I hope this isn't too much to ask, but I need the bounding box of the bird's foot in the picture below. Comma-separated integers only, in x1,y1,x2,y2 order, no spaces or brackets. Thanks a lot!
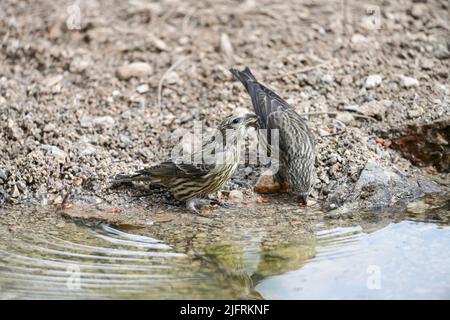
208,198,235,208
186,198,234,214
186,198,201,214
186,198,216,215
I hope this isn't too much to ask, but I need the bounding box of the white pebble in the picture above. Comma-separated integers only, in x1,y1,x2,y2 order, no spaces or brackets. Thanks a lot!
116,62,153,80
93,116,115,128
322,74,334,83
399,75,419,88
228,190,244,204
365,74,382,88
165,71,179,84
136,84,150,94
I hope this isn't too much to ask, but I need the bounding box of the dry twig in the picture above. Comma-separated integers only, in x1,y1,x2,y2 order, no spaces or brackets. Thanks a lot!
300,111,378,122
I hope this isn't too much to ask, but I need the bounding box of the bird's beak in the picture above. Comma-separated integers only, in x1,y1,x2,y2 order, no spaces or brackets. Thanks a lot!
242,113,259,128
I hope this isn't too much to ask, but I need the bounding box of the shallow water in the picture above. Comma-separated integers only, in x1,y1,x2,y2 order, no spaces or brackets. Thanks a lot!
0,196,449,299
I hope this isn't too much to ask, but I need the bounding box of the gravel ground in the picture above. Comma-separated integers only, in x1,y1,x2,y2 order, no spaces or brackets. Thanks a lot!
0,0,449,211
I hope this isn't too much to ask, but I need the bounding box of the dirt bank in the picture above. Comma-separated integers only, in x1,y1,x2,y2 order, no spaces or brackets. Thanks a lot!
0,0,449,213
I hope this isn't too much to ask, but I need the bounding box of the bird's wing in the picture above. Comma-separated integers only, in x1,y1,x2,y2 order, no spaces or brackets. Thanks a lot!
137,161,213,178
266,111,288,153
267,109,315,158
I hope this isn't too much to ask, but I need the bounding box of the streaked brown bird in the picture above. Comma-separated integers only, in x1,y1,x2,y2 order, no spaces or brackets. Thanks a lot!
230,67,316,204
113,113,258,213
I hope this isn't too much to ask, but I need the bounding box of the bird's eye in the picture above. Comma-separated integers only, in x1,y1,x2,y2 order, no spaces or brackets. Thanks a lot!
232,118,240,124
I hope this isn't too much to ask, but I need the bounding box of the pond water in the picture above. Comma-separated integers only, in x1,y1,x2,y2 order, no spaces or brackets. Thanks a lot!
0,195,449,299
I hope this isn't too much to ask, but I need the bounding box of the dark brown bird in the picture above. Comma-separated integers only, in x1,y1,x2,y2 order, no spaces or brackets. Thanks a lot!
230,67,316,204
113,113,258,213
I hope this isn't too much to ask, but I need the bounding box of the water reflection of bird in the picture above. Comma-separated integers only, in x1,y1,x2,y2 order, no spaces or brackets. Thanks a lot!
113,114,258,214
251,241,316,285
200,240,316,299
230,67,316,204
203,244,263,300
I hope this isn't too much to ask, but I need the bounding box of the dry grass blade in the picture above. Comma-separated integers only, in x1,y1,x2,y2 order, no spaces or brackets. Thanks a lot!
157,56,191,111
267,62,328,80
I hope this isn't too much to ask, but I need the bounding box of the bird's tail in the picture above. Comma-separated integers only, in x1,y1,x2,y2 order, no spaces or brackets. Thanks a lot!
111,172,154,183
229,67,257,92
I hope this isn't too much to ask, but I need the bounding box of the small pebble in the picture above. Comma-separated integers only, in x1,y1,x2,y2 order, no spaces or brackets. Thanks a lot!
243,167,253,176
434,43,450,59
136,84,150,94
16,180,27,193
365,74,382,88
0,169,8,181
228,190,244,204
42,145,67,161
399,75,419,88
336,112,354,125
165,71,180,84
321,74,334,83
93,116,115,128
116,62,153,80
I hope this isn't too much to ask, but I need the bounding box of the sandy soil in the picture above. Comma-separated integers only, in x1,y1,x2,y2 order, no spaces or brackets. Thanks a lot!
0,0,449,212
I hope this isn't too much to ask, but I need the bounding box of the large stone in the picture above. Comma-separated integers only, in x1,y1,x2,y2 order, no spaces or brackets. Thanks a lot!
255,173,281,194
352,160,441,208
